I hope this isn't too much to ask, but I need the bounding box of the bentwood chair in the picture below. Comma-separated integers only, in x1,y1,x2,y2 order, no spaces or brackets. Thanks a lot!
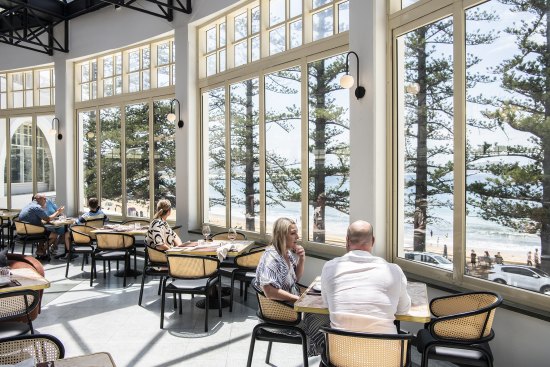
0,334,64,364
12,220,48,257
247,284,308,367
161,254,221,332
66,225,96,278
320,327,413,367
211,231,247,241
416,291,502,367
82,217,106,229
91,232,136,287
228,248,265,312
139,246,168,306
0,290,40,338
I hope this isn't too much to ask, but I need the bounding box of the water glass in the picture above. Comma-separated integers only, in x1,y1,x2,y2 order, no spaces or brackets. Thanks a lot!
228,227,237,242
0,267,10,283
202,225,211,241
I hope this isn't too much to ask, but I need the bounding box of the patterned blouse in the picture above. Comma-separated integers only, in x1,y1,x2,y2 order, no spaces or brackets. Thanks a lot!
254,245,300,296
146,219,177,250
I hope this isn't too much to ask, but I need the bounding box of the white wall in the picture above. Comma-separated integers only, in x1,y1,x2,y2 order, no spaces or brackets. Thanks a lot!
1,1,549,365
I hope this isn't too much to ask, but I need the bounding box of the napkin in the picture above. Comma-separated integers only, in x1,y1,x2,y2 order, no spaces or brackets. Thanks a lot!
216,243,235,261
0,357,35,367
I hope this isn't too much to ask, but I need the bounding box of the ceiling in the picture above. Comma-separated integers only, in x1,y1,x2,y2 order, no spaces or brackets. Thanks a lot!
0,0,192,55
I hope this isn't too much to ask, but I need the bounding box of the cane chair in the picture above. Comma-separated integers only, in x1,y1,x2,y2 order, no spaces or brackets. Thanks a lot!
139,246,169,306
66,225,96,278
122,219,150,255
246,284,308,367
0,334,64,364
416,291,502,367
228,248,265,312
0,216,10,250
82,217,106,229
13,220,48,256
319,327,413,367
0,290,40,338
211,231,247,241
213,231,248,270
161,254,221,332
91,232,136,287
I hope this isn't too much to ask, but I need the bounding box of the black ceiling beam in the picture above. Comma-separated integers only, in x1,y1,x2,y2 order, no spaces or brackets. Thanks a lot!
0,0,65,21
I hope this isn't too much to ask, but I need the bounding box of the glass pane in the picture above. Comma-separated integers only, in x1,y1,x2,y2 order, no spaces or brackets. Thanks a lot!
251,37,260,62
397,17,454,267
290,0,302,18
158,66,170,87
142,70,150,90
312,8,333,41
39,89,50,106
270,26,286,55
235,12,248,41
79,110,97,211
129,50,140,72
235,42,248,67
158,43,170,65
402,0,420,8
251,6,261,34
81,84,89,102
465,1,549,285
39,70,50,88
290,20,303,48
1,75,6,92
9,117,33,208
115,54,122,75
203,87,226,227
100,107,122,217
220,23,226,47
206,27,217,52
104,56,113,77
265,66,302,233
115,76,122,95
25,91,33,107
129,72,139,93
338,1,349,32
36,115,55,199
0,93,5,109
25,72,32,89
142,47,150,69
153,100,177,221
12,73,23,90
0,118,6,208
308,54,350,243
91,81,97,100
126,103,150,218
104,78,113,97
207,55,217,76
230,78,260,232
313,0,331,9
270,0,285,26
219,50,227,72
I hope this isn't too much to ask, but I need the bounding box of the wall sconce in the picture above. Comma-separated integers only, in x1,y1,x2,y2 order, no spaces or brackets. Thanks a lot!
49,117,63,140
405,82,420,95
340,51,365,100
167,98,184,128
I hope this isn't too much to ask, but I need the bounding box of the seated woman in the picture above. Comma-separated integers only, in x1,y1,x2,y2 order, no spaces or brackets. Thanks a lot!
145,199,183,251
254,217,329,356
76,197,107,225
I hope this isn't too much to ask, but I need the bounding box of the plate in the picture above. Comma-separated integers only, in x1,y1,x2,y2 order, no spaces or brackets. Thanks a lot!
0,278,11,287
312,283,322,292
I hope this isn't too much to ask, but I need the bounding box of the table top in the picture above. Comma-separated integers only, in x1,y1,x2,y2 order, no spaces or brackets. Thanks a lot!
38,352,116,367
0,210,20,219
0,268,50,294
91,225,148,236
166,240,255,257
294,277,431,323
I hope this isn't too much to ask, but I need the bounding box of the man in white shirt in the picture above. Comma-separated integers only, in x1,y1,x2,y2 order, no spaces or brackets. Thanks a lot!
321,220,411,333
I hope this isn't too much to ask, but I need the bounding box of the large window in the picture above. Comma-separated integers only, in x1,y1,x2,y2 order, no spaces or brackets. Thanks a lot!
392,0,550,309
0,66,55,110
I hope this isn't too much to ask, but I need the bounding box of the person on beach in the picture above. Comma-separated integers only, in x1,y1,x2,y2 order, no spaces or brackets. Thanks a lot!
527,251,533,266
494,252,503,265
471,249,477,267
534,249,540,268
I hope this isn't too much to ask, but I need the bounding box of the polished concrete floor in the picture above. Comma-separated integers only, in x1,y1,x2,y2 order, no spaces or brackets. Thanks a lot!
24,243,452,367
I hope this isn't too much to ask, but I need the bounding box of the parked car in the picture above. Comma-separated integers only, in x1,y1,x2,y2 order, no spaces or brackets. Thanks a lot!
404,251,453,271
488,265,550,294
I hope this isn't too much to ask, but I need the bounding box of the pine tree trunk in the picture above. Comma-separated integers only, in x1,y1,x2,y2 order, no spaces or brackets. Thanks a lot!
312,62,327,243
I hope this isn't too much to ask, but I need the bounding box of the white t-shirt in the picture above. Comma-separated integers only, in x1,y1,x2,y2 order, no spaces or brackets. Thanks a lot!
321,250,411,334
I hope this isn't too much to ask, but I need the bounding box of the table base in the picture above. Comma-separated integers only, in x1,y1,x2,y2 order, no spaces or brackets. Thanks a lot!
113,269,142,277
195,297,230,309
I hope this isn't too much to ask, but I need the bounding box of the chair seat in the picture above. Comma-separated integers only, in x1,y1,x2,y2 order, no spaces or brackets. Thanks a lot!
0,322,31,339
144,266,169,275
95,250,127,258
417,329,492,365
72,245,94,253
167,278,213,290
255,326,303,344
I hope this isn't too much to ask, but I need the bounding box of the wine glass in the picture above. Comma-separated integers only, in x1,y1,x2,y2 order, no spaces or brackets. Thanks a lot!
202,224,211,241
228,227,237,242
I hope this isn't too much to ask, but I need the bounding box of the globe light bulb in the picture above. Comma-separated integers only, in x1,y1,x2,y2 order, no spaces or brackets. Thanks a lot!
49,128,57,136
167,113,176,122
340,74,355,89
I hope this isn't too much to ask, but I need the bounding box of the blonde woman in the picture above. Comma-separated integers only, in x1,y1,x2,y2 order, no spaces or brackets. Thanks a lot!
254,217,329,356
146,199,183,251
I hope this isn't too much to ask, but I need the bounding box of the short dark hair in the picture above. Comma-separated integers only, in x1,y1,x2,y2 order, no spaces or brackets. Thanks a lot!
88,197,99,210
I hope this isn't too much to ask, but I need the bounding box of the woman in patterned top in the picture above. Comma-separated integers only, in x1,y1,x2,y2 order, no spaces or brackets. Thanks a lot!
254,217,329,356
146,199,183,251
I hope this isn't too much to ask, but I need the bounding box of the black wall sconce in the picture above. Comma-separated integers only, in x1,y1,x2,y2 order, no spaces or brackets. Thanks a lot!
340,51,366,99
49,117,63,140
167,98,184,128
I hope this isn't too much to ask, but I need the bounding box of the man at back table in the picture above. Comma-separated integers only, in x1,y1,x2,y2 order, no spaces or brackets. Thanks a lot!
321,220,411,333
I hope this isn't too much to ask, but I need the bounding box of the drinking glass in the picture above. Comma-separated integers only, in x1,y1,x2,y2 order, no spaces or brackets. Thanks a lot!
202,224,211,241
228,227,237,242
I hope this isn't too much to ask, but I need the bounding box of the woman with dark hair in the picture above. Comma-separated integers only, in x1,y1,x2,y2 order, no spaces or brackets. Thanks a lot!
146,199,183,251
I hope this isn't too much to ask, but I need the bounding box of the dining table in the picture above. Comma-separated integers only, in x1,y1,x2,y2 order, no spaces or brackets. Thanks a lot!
45,217,77,259
0,268,50,294
37,352,117,367
294,276,431,327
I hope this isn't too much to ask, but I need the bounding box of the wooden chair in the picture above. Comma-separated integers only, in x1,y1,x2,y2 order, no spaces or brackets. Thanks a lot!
211,231,247,241
247,284,308,367
228,248,265,312
66,225,97,278
13,220,48,257
161,254,221,332
416,291,502,367
0,290,40,338
91,232,136,287
320,327,413,367
82,217,106,228
0,334,64,364
139,246,168,306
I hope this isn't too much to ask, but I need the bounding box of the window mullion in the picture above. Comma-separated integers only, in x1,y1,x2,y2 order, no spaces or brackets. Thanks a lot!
259,70,266,236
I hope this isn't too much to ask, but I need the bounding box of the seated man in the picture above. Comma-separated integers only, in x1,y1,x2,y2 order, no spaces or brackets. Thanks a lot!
321,220,411,334
19,193,71,259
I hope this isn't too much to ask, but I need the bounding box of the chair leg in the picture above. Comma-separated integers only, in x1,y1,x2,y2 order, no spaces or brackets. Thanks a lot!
90,257,95,287
160,281,166,329
139,270,146,306
81,254,86,271
65,249,71,278
244,281,249,301
218,278,222,317
157,277,163,295
123,257,128,287
246,326,260,367
266,341,272,363
205,290,209,332
301,332,309,367
230,273,235,313
179,294,183,315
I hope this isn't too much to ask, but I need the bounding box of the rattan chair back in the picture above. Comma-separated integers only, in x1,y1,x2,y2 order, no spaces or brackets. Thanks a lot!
255,285,299,323
0,334,65,364
0,290,40,321
321,328,412,367
95,232,135,250
167,254,219,279
122,219,150,227
211,231,247,240
235,248,264,269
429,292,502,341
147,246,168,263
70,225,93,245
14,220,45,235
83,217,105,228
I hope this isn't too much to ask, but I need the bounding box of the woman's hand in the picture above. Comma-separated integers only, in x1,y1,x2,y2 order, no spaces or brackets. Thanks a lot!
294,245,305,260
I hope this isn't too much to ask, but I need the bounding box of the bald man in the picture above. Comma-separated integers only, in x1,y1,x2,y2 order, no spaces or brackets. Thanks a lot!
321,220,411,333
